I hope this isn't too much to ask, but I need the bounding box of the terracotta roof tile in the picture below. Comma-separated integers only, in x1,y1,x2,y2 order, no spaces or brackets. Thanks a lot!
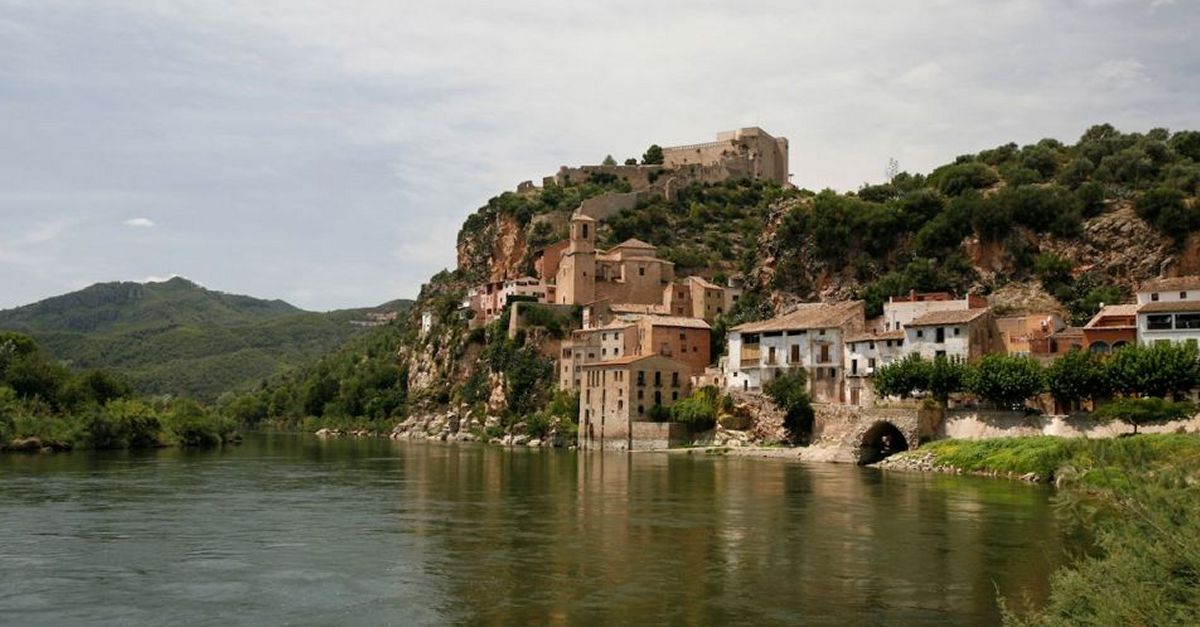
732,301,864,333
1137,300,1200,313
907,309,988,326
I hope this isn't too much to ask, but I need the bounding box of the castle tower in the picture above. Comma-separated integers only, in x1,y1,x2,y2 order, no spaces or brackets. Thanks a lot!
556,214,597,305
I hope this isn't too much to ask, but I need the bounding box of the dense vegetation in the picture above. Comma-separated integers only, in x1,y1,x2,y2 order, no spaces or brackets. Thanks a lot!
0,277,411,399
768,124,1200,317
217,308,420,433
601,178,797,276
0,332,236,451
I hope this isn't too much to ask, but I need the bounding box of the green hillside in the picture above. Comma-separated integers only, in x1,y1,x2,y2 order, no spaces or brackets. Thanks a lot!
0,278,412,400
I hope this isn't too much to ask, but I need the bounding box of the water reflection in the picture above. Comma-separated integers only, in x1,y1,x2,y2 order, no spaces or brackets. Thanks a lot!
0,436,1061,626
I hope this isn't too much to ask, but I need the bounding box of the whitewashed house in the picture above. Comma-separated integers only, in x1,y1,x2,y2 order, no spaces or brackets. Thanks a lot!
1135,276,1200,346
843,330,906,406
723,301,864,403
903,308,1000,362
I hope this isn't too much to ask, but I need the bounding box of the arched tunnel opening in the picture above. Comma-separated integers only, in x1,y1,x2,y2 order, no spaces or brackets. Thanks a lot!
858,421,909,465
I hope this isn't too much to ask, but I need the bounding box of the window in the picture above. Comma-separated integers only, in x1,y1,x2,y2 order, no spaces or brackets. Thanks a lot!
637,371,646,386
1152,293,1160,301
672,372,680,387
639,266,646,276
851,359,858,375
868,358,876,370
1147,314,1173,330
618,400,624,411
672,392,678,401
1177,313,1200,329
869,341,875,350
581,224,589,238
819,329,826,336
953,327,960,336
637,390,644,400
654,371,662,386
1182,292,1189,299
679,333,686,341
638,405,644,415
601,348,607,356
916,330,924,338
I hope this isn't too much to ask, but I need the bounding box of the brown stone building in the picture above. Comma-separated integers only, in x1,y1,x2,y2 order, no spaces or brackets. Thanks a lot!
560,315,711,392
662,276,742,323
578,354,692,451
554,215,675,307
661,127,790,185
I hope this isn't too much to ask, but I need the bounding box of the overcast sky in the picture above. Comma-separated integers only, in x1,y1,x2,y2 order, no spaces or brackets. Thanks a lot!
1,0,1197,311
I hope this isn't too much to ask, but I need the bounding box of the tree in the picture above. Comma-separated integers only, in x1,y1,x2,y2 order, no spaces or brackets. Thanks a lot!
966,354,1044,410
601,154,617,166
764,370,814,441
642,144,664,165
1135,187,1189,238
871,354,931,399
62,369,133,409
1044,349,1110,411
623,158,637,166
928,356,968,404
1107,342,1200,400
670,387,718,432
1094,397,1195,434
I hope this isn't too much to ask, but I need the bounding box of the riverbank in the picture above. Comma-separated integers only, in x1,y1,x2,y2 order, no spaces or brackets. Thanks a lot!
875,433,1200,484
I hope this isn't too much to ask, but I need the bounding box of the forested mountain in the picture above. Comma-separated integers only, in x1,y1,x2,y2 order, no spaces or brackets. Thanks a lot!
0,278,412,400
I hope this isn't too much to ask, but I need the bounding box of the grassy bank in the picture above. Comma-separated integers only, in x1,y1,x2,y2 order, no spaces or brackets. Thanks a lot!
893,433,1200,484
918,435,1200,625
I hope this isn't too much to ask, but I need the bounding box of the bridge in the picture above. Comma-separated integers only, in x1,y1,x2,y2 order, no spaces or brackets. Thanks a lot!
811,404,942,464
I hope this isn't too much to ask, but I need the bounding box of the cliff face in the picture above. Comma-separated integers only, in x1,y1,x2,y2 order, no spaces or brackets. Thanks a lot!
456,209,530,283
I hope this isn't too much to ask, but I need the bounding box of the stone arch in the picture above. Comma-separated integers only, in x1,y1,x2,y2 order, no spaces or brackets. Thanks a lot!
858,421,909,465
1089,341,1110,354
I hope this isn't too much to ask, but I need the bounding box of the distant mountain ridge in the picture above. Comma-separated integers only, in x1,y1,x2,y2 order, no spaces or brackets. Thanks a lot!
0,277,299,334
0,278,413,400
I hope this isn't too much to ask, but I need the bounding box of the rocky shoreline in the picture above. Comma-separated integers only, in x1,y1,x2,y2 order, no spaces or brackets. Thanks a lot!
872,451,1046,483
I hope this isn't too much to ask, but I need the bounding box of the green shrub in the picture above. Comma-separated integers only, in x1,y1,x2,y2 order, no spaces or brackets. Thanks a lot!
764,371,814,441
670,388,718,431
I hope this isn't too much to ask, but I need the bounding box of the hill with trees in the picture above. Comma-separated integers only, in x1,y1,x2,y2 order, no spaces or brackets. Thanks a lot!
226,123,1200,434
0,278,412,400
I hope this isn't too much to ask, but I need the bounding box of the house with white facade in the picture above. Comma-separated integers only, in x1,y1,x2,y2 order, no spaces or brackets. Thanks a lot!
1135,276,1200,346
903,308,1000,362
843,330,906,406
722,301,864,403
882,291,988,331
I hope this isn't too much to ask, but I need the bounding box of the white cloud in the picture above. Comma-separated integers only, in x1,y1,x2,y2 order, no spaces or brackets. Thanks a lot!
0,1,1197,310
1093,59,1151,89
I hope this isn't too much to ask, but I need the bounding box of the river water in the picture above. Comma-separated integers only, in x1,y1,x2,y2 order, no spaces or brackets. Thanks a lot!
0,435,1065,625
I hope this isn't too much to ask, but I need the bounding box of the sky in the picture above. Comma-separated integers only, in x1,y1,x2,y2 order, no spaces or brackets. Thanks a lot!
0,0,1197,311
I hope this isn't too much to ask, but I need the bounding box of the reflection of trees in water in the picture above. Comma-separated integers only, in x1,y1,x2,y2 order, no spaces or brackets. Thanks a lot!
385,443,1064,624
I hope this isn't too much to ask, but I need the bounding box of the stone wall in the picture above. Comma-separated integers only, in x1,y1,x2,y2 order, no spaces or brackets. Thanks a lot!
630,422,692,450
578,192,640,221
942,410,1200,439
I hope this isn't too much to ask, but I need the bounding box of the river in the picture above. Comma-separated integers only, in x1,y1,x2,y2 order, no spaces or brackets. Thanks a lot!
0,434,1065,625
